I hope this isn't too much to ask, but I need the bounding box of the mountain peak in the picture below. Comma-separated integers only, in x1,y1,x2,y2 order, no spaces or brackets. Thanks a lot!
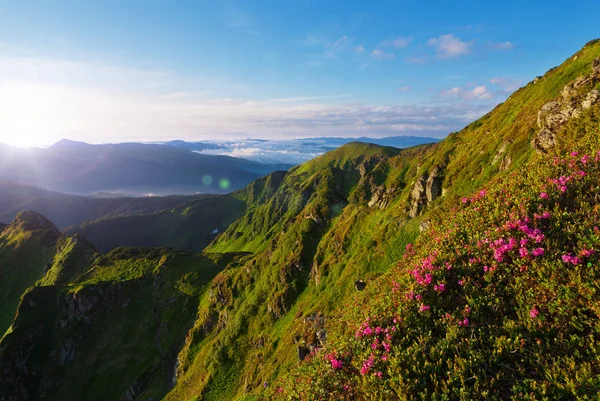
50,139,92,149
9,211,60,233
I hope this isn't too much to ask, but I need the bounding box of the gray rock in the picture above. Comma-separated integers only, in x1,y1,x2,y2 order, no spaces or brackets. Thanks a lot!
499,155,512,171
409,176,428,218
425,166,443,203
561,84,578,102
582,89,600,109
531,127,556,153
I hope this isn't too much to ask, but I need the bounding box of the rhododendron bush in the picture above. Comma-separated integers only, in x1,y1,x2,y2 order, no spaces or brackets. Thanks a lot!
270,130,600,400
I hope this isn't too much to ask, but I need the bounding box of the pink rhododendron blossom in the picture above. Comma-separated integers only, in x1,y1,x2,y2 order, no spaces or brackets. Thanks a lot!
530,308,539,318
562,254,580,265
531,248,545,257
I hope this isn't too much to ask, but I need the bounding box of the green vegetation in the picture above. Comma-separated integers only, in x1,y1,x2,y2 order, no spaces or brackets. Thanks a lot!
0,40,599,401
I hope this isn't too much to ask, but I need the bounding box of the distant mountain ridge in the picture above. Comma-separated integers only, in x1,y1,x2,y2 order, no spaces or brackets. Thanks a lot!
0,140,290,196
0,181,208,229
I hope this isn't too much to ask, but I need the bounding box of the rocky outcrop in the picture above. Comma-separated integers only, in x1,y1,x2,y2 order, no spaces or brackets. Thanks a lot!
409,165,445,218
297,313,326,361
409,176,428,218
426,166,443,203
368,185,397,209
532,57,600,153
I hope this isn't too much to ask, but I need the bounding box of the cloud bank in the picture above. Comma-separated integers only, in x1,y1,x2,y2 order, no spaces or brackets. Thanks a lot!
0,55,497,147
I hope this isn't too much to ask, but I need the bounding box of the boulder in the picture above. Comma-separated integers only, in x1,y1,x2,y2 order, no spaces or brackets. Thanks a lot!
582,89,600,109
561,84,579,102
531,128,556,154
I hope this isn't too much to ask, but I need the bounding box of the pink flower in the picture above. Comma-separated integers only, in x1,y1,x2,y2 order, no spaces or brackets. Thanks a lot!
330,359,343,369
360,355,375,375
530,308,539,318
562,254,580,265
519,248,530,258
458,279,464,286
461,197,469,204
539,192,549,199
381,355,388,361
374,371,383,378
434,283,446,292
532,248,545,257
419,304,430,312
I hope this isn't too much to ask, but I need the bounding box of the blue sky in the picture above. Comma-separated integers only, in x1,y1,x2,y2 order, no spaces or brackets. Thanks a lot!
0,0,599,146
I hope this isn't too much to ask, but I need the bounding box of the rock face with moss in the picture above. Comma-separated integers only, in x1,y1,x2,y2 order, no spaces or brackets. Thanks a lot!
0,40,600,401
532,56,600,153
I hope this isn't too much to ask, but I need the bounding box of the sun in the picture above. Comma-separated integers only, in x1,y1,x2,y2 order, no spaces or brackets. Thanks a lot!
0,122,57,148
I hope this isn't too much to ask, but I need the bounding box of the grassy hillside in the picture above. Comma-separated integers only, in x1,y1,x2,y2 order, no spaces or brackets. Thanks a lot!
164,40,600,400
0,211,61,334
0,247,248,400
278,105,600,400
0,41,598,401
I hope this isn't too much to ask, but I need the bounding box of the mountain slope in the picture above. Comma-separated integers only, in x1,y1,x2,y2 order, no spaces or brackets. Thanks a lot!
0,247,248,400
281,105,600,400
0,211,61,334
163,41,600,400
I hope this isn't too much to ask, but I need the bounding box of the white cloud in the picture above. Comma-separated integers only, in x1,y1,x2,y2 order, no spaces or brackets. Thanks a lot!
441,85,493,101
398,86,411,92
354,45,365,54
0,55,496,146
371,49,395,60
489,41,513,50
428,34,472,58
379,36,413,48
405,55,426,64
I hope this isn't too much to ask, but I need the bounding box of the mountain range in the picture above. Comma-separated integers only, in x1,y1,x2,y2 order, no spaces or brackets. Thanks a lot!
0,40,599,400
0,140,291,196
